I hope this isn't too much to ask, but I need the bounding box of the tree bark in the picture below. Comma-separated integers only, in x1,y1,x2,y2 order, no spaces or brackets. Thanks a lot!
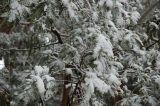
61,74,71,106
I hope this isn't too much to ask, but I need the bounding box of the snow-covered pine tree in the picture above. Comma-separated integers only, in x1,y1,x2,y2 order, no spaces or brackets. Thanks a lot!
0,0,160,106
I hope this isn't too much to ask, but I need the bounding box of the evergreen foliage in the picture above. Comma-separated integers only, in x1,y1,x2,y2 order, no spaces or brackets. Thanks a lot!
0,0,160,106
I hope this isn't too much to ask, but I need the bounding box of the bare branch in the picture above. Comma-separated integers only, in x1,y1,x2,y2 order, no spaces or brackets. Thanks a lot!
0,42,59,52
51,27,64,44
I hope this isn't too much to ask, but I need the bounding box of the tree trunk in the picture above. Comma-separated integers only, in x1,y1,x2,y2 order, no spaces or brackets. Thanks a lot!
61,74,71,106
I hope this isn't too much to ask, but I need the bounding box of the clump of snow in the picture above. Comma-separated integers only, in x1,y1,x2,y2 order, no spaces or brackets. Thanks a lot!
130,7,140,24
30,75,46,97
156,58,160,69
98,0,106,6
93,34,113,58
81,72,111,106
85,72,111,94
62,0,78,21
105,11,112,19
62,0,69,5
42,50,52,54
106,0,113,8
107,73,121,86
44,5,48,11
93,100,103,106
116,15,125,27
152,75,160,88
94,60,103,70
130,63,143,71
111,61,124,69
42,75,55,89
74,36,83,45
28,66,55,99
92,11,98,21
148,96,157,106
132,45,146,56
108,20,118,31
119,0,128,3
66,68,72,75
9,0,30,22
34,66,49,76
0,58,5,70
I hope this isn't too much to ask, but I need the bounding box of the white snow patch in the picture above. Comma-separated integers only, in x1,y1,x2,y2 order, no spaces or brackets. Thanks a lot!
0,58,5,70
66,68,72,75
130,7,140,24
85,72,111,94
93,34,113,58
34,66,49,76
30,75,46,97
9,0,30,22
92,11,98,21
107,73,121,86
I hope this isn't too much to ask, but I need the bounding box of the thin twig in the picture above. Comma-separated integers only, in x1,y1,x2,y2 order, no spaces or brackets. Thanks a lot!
146,39,160,50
